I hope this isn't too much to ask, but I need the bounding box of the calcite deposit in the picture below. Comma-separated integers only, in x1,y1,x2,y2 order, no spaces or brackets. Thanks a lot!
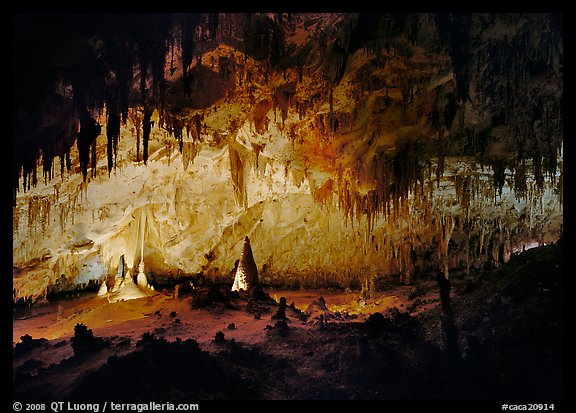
12,13,562,303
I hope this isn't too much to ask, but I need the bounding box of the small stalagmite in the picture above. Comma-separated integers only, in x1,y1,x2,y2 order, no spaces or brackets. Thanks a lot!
110,277,124,294
232,236,260,295
97,280,108,297
124,270,133,284
137,261,149,288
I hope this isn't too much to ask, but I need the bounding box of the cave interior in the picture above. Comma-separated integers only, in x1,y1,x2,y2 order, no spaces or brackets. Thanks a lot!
12,13,563,401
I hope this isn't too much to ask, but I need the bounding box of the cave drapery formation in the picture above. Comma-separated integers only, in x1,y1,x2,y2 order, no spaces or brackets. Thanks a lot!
13,13,562,304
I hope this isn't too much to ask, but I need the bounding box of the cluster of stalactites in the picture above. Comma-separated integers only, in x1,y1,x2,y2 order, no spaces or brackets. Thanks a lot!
13,10,287,213
13,13,187,203
13,178,89,264
160,112,204,151
301,142,561,283
328,139,426,233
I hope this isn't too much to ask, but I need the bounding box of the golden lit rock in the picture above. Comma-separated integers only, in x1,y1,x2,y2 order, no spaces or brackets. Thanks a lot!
12,13,563,402
11,13,562,304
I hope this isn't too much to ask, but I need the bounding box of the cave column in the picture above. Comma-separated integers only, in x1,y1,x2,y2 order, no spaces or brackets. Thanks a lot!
441,215,455,279
137,209,149,288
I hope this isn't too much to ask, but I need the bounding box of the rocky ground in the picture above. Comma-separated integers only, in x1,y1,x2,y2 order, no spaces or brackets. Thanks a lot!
13,243,563,400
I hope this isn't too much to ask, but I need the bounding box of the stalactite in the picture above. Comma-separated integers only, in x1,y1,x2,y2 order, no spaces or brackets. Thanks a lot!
31,159,37,190
436,149,445,188
490,160,506,198
77,112,102,182
193,113,203,142
251,99,273,135
41,197,51,235
182,141,199,171
142,106,153,165
66,150,72,172
251,143,265,168
91,140,97,178
13,204,20,236
274,82,297,127
128,108,142,162
25,195,52,237
164,134,173,166
107,110,121,175
513,160,527,199
228,143,248,208
174,117,184,153
453,174,471,218
59,154,65,178
312,179,335,206
41,147,56,185
59,202,67,233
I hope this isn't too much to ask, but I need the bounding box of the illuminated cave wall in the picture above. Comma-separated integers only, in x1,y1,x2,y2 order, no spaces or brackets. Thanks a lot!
12,13,562,303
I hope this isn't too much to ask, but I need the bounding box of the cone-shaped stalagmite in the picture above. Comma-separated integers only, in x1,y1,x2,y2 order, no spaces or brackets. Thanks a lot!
97,280,108,297
232,236,260,296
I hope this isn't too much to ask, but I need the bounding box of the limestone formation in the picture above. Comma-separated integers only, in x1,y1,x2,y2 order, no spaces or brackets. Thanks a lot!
11,14,563,304
105,260,155,302
110,278,124,294
232,237,260,293
272,297,288,320
110,256,126,293
97,281,108,297
137,261,149,289
124,270,133,284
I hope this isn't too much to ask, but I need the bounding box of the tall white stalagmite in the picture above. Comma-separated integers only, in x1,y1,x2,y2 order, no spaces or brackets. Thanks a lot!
232,236,259,292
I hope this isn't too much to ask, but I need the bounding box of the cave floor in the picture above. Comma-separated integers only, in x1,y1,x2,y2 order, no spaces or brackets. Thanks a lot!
12,246,563,400
13,283,447,400
13,283,439,347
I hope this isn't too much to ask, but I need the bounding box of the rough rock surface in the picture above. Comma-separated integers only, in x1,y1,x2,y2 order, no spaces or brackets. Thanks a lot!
12,14,562,303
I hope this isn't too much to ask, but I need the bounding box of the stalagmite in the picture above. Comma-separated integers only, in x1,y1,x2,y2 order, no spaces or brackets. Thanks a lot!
97,280,108,297
137,261,149,288
232,236,260,295
124,269,133,284
111,277,124,294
